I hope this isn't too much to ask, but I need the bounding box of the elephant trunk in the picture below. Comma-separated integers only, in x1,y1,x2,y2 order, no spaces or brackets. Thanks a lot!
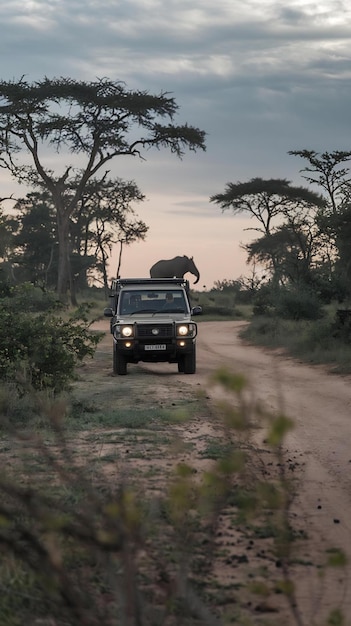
193,270,200,285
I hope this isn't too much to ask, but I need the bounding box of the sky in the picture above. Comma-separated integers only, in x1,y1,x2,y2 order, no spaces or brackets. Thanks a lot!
1,0,351,289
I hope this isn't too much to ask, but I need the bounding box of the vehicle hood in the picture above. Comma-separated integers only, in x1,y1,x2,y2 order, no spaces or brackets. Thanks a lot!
117,313,191,323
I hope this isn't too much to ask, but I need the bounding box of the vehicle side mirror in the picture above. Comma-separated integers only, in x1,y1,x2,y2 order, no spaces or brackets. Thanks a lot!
191,305,202,316
104,307,114,317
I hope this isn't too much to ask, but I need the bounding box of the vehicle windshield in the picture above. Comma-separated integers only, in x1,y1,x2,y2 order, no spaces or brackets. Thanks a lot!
119,290,187,315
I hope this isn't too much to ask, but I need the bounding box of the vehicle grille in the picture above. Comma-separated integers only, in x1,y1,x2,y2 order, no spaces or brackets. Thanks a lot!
136,323,174,338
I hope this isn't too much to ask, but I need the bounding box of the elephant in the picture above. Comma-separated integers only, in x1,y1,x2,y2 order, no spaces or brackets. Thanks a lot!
150,255,200,284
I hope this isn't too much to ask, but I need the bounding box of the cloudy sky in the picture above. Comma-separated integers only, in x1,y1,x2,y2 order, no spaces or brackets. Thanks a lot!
1,0,351,288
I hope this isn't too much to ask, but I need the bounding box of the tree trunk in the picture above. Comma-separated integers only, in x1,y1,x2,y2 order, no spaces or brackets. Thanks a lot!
117,240,123,279
57,211,70,302
69,265,78,306
101,248,109,294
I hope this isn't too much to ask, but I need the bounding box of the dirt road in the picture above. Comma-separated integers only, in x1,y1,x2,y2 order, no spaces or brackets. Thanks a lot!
198,320,351,557
136,320,351,621
98,318,351,622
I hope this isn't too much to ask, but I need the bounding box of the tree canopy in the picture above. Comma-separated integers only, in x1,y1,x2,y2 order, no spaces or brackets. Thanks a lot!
210,177,325,235
289,150,351,214
9,181,147,292
210,177,325,286
0,77,206,301
288,150,351,299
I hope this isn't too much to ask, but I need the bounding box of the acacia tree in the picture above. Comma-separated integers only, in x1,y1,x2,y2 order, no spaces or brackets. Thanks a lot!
289,150,351,214
0,207,15,260
210,177,325,282
289,150,351,298
0,77,206,301
246,195,329,286
69,176,148,291
247,224,318,286
210,178,324,234
10,191,58,286
0,209,17,284
10,181,147,293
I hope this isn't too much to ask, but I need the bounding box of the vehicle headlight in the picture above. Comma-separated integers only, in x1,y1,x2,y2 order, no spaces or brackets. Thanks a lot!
121,325,133,337
176,323,197,338
177,324,197,337
178,325,189,336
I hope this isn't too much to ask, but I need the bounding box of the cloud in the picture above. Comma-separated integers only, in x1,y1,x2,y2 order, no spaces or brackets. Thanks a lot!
162,198,237,219
1,0,351,285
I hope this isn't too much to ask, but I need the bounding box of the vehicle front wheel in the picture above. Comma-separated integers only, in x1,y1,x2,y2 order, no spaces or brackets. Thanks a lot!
183,347,196,374
113,344,127,375
177,357,185,373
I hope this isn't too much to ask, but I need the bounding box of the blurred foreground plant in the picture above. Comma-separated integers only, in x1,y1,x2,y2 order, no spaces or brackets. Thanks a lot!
0,366,347,626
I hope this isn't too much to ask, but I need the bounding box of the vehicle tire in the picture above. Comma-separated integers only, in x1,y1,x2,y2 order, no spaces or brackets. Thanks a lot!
113,344,127,375
183,346,196,374
177,357,185,373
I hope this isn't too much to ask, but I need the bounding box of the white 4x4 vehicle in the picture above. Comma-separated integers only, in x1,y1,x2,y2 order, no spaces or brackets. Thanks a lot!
104,278,202,375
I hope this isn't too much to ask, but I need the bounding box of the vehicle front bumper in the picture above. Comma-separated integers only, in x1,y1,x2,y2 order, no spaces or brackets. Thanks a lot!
114,336,196,363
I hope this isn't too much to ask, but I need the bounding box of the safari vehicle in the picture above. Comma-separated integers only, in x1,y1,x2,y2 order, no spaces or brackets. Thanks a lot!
104,278,202,375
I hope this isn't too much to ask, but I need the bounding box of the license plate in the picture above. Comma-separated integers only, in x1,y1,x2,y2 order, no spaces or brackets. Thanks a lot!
145,344,166,351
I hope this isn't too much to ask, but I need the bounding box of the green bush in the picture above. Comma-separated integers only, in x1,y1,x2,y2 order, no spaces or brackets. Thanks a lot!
253,284,324,320
252,284,276,316
276,287,323,320
0,283,101,392
200,304,237,317
2,281,63,312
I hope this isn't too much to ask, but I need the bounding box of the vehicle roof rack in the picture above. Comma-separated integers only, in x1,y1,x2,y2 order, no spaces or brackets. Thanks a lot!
111,277,189,290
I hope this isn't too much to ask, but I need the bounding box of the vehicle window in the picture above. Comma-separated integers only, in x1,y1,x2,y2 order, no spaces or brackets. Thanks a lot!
120,290,187,313
160,291,186,310
120,292,141,313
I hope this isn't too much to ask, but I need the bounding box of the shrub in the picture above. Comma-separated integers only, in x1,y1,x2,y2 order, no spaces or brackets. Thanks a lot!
0,283,101,392
200,304,237,317
2,281,63,312
275,287,323,321
252,284,276,316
